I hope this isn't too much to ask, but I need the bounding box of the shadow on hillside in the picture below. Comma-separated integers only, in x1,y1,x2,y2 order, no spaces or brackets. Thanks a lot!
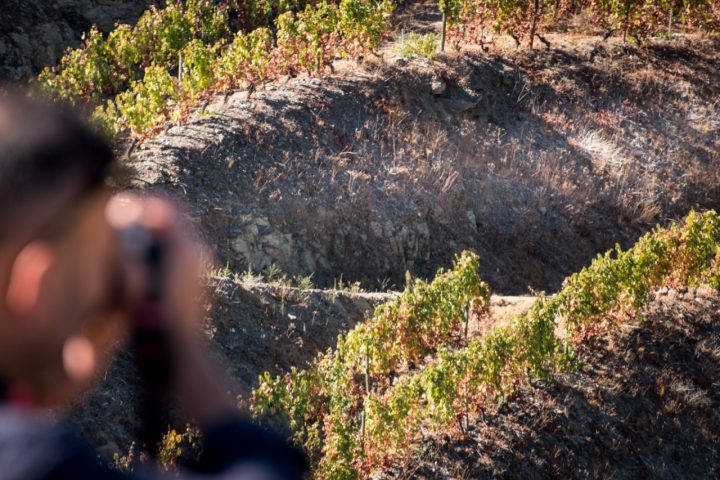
126,40,720,294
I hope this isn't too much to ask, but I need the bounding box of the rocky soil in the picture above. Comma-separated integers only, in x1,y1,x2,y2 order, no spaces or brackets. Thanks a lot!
387,287,720,479
0,0,161,81
128,36,720,294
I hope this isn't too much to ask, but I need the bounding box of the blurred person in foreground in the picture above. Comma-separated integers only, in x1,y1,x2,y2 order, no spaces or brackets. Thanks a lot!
0,93,306,479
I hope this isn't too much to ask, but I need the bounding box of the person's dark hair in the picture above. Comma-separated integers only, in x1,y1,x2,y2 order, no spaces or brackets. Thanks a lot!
0,92,113,235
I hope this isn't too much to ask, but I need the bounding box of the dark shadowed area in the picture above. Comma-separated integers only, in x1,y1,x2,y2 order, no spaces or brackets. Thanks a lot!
0,0,162,81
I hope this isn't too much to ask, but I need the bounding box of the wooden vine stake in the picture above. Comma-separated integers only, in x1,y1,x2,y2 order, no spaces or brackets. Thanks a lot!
178,53,183,82
440,0,448,52
360,343,371,458
365,347,371,393
464,301,470,340
529,0,540,49
463,301,471,433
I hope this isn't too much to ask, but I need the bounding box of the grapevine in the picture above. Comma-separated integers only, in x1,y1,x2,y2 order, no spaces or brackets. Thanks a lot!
35,0,718,136
251,251,490,477
35,0,392,137
251,210,720,478
442,0,719,48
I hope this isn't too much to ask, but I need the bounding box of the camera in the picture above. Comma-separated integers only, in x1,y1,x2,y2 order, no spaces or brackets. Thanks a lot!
118,224,174,455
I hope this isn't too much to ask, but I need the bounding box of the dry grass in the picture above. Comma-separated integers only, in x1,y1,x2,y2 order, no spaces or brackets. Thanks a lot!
129,35,720,295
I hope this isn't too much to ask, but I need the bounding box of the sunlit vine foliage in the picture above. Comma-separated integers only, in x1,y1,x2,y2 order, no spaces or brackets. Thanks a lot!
252,210,720,479
35,0,717,137
443,0,719,47
36,0,391,137
252,251,490,479
589,0,720,42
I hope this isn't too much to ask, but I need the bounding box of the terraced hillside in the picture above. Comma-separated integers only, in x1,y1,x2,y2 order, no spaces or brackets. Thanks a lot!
0,0,162,81
388,287,720,479
3,0,718,476
126,37,720,293
65,39,719,475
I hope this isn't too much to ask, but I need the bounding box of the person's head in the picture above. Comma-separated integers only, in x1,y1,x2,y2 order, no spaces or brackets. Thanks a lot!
0,93,123,406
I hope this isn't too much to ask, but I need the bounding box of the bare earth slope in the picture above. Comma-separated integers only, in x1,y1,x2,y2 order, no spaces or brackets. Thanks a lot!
128,37,720,294
388,288,720,479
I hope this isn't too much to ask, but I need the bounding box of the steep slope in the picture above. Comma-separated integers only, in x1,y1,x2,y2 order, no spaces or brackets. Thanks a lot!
70,275,533,455
70,278,393,454
127,37,720,293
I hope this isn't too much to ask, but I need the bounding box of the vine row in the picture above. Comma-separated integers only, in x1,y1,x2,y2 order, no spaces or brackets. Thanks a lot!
36,0,718,137
443,0,720,48
36,0,392,137
251,251,490,478
252,210,720,479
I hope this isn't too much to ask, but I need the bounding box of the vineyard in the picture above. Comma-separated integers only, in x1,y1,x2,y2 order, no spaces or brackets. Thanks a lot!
34,0,719,137
36,0,392,136
10,0,719,477
250,210,720,479
443,0,720,48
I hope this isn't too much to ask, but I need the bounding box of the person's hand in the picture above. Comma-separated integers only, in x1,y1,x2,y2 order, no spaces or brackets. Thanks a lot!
106,193,236,426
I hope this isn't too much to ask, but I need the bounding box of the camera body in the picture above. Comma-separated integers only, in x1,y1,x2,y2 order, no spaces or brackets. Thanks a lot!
118,225,174,455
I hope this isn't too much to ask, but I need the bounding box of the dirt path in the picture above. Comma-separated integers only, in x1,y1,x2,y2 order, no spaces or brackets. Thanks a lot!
376,0,443,59
480,295,536,334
